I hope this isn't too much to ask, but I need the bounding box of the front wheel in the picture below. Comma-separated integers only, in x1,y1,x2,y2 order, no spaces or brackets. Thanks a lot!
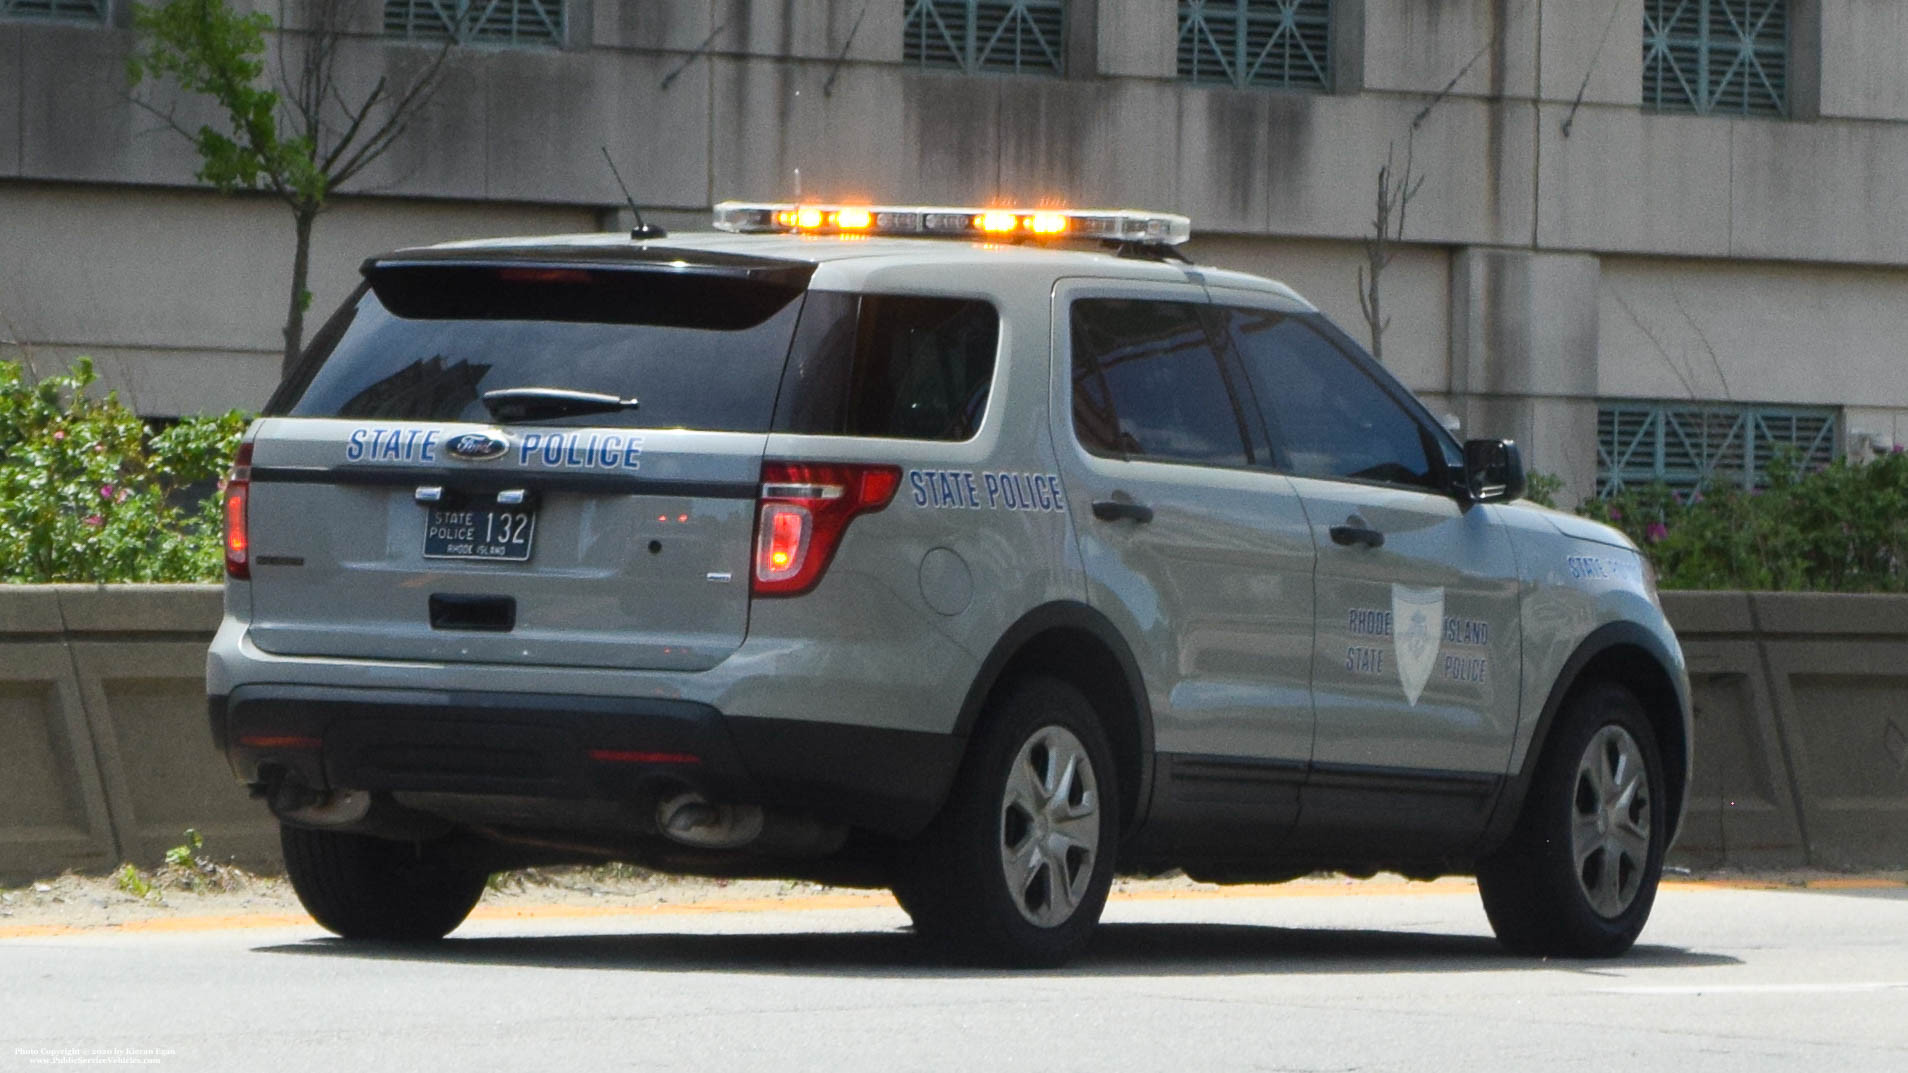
897,676,1119,967
1477,682,1667,957
281,825,488,941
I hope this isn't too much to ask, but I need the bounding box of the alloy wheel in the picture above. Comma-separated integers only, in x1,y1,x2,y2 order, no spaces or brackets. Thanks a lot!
998,725,1102,928
1570,724,1653,918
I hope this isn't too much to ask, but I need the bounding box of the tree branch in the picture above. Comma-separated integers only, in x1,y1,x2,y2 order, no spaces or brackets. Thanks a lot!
328,42,452,187
125,90,204,146
319,74,387,174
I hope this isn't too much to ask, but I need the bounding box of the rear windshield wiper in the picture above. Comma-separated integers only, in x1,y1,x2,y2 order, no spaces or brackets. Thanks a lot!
481,387,640,422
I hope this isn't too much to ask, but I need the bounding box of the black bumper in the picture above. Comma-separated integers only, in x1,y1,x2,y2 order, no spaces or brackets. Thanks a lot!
210,684,963,838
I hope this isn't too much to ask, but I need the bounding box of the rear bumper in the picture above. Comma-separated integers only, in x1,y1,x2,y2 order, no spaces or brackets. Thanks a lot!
210,684,963,838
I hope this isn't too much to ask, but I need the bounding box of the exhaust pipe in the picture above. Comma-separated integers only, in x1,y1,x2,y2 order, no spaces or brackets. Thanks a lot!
275,787,373,827
655,792,847,856
657,792,764,849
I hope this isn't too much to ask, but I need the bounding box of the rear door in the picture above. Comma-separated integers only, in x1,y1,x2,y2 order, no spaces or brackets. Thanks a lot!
242,256,813,672
1052,282,1317,852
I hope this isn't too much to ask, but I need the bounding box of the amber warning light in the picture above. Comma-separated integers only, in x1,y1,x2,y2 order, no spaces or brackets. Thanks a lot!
714,202,1191,245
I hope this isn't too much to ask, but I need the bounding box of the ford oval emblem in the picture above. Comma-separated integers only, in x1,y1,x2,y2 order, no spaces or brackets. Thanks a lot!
445,431,509,462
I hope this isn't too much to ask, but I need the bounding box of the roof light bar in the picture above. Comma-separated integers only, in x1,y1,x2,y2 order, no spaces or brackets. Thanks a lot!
712,201,1192,245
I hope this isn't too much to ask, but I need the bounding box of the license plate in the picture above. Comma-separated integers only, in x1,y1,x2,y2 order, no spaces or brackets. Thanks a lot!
423,504,536,562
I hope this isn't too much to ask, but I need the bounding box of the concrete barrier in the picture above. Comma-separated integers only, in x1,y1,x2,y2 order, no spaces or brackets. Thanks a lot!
0,585,277,885
1663,591,1908,871
1661,593,1810,869
2,586,1903,884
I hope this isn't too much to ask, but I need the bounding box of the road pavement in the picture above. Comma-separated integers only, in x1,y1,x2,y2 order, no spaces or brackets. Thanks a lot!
4,878,1905,1072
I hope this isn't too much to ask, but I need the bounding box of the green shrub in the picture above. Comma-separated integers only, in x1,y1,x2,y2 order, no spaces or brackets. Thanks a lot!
1521,470,1565,509
1579,449,1908,593
0,356,248,583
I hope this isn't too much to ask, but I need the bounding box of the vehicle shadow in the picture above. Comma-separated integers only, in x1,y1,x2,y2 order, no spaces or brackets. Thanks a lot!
255,921,1740,979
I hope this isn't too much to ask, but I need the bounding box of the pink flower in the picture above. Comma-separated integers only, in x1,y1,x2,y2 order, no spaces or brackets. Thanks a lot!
1646,522,1669,543
1609,506,1623,521
98,484,115,501
93,444,105,454
52,430,66,441
1894,444,1905,455
83,514,103,528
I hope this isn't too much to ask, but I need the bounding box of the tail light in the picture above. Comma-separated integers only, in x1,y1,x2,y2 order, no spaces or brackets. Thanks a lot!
223,442,253,579
752,462,901,596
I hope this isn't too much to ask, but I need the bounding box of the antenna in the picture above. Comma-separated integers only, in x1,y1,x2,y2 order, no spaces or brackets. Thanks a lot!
601,146,668,240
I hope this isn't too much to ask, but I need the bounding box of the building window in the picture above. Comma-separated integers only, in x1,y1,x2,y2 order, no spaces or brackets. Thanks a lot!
1177,0,1331,91
384,0,564,47
904,0,1066,76
0,0,105,20
1642,0,1787,116
1596,402,1836,497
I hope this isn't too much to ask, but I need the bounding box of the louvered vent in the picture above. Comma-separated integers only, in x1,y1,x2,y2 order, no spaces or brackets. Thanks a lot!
1596,402,1837,497
1643,0,1786,116
904,0,1066,76
1179,0,1331,90
384,0,564,47
0,0,106,19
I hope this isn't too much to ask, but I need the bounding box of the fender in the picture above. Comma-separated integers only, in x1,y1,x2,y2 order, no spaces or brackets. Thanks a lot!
1479,620,1692,854
952,600,1159,829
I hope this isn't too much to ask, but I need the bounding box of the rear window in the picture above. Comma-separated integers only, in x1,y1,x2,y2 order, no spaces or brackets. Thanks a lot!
773,293,998,441
269,265,810,431
1070,298,1259,467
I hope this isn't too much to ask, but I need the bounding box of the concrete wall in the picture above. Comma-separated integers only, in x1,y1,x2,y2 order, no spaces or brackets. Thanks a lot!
1668,591,1908,871
4,0,1888,264
4,585,1907,884
0,185,597,415
5,0,1908,493
0,585,274,884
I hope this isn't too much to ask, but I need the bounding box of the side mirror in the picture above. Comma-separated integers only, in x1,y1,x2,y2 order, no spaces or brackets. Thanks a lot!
1462,438,1526,504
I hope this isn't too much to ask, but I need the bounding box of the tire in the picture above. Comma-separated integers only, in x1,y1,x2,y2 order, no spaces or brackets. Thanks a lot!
898,676,1120,968
281,824,488,941
1477,681,1667,957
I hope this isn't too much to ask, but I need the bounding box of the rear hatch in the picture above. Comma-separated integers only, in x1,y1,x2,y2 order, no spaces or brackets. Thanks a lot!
242,250,815,672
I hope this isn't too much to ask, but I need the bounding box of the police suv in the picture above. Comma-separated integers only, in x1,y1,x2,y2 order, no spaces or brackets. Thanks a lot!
208,203,1690,966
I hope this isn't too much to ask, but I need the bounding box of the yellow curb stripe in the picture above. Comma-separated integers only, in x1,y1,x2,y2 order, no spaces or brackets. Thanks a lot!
2,874,1896,940
469,892,895,920
1110,881,1480,902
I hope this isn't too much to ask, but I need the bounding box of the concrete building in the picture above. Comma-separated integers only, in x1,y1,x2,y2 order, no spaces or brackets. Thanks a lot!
2,0,1903,504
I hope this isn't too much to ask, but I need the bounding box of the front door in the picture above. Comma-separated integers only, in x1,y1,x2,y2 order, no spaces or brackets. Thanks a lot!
1212,299,1522,858
1051,281,1319,853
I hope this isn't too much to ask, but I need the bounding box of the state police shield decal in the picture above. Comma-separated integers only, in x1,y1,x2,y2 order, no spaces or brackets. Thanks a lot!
1391,584,1443,707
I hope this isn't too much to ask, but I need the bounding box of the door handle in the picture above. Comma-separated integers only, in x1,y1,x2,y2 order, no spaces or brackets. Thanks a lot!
1091,500,1154,524
1329,515,1384,549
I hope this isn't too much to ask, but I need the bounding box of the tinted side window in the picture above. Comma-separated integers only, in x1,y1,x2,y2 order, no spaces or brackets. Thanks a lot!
1222,308,1442,490
774,294,998,441
1070,299,1256,467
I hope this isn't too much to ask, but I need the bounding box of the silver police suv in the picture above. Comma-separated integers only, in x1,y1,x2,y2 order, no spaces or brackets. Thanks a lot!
208,202,1690,966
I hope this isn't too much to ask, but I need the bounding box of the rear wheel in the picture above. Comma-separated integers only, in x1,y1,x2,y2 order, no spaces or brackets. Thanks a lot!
897,677,1119,967
1477,682,1666,957
281,824,488,941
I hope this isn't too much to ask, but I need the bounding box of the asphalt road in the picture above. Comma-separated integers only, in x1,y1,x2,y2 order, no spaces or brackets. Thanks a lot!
4,879,1906,1073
